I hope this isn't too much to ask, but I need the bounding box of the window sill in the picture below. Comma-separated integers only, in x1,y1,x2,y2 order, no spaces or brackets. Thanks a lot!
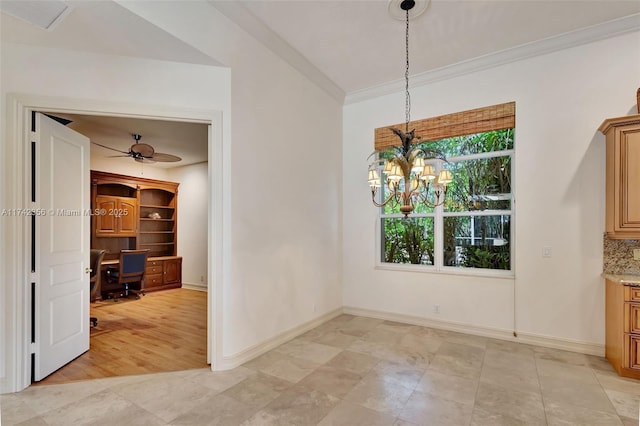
374,263,515,280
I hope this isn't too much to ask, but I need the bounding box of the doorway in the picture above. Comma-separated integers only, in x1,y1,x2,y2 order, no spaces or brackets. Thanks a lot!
3,94,225,392
39,111,209,384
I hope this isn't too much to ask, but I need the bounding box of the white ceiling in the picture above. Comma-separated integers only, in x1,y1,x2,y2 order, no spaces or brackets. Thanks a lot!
214,0,640,97
44,113,209,169
3,1,639,166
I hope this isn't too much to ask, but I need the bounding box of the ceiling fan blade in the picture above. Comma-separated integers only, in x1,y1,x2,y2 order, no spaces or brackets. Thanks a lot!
107,155,132,158
130,143,155,158
92,142,129,154
135,157,157,164
151,153,182,162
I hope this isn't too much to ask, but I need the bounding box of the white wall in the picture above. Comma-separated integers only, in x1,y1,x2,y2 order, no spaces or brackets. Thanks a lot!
343,31,640,350
118,1,344,358
168,162,208,290
0,42,230,392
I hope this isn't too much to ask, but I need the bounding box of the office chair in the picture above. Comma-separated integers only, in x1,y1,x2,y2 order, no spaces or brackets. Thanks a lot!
89,249,106,327
105,249,149,301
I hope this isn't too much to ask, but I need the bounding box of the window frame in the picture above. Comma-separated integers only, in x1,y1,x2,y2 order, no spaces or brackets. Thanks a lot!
375,139,515,279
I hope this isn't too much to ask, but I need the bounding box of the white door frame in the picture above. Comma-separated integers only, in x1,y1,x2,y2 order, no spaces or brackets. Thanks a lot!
2,94,227,393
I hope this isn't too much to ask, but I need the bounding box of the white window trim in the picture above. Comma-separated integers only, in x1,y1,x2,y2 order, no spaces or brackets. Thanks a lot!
376,141,515,278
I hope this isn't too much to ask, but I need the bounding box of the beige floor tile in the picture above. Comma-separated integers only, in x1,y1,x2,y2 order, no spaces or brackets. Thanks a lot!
408,326,450,339
344,374,415,416
38,388,165,426
0,394,41,426
363,329,406,346
375,321,419,334
605,389,640,419
8,315,632,426
275,339,343,364
446,331,488,349
13,379,113,416
168,393,257,426
484,339,536,356
398,390,474,426
597,370,640,395
297,365,363,398
110,372,222,423
474,381,546,425
241,350,284,371
537,358,599,385
620,416,639,426
415,369,478,405
222,372,293,409
470,406,545,426
312,330,359,349
533,346,591,367
317,400,396,426
480,363,541,394
259,354,321,383
13,417,49,426
428,342,484,380
541,375,616,414
241,385,340,426
399,333,443,354
544,400,624,426
189,366,257,393
367,361,426,390
324,349,380,375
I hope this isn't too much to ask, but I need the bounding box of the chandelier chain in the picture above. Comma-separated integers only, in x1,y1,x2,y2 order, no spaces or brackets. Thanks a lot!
404,7,411,133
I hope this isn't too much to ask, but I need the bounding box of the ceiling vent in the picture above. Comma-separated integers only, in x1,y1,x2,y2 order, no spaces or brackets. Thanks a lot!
0,0,71,31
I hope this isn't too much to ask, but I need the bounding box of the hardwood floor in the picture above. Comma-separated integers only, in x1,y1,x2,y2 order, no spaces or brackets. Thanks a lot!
38,288,207,385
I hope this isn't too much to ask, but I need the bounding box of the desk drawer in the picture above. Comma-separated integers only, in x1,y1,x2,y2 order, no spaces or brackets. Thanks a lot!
146,265,163,275
625,287,640,302
145,273,163,289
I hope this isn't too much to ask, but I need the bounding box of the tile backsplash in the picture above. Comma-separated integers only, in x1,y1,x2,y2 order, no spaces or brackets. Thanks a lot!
604,235,640,275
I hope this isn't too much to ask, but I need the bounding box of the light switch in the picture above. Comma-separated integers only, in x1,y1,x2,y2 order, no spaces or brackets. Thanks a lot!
543,246,552,258
634,249,640,260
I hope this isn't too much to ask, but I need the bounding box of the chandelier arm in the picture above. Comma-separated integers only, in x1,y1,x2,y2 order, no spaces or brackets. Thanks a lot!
371,188,401,208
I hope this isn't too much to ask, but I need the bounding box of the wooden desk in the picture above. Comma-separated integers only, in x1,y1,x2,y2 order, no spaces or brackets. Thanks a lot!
100,256,182,296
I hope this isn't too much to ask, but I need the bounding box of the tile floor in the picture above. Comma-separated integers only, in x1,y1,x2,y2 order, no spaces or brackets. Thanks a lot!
2,314,640,425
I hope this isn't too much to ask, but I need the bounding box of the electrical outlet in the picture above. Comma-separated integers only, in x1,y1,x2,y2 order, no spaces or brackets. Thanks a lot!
200,275,204,283
433,304,440,314
542,246,552,258
634,249,640,260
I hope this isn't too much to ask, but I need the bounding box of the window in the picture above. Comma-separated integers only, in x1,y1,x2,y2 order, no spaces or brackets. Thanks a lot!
376,110,514,275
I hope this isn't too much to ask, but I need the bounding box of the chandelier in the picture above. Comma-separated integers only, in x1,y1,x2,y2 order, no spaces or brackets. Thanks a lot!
368,0,452,218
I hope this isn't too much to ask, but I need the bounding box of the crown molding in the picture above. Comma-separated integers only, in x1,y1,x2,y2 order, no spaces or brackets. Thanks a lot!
208,0,345,104
345,13,640,105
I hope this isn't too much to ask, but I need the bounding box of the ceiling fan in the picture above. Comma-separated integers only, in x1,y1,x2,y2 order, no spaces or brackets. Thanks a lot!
93,134,181,163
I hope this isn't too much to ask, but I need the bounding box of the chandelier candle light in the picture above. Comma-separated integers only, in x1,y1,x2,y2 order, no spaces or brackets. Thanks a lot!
368,0,452,218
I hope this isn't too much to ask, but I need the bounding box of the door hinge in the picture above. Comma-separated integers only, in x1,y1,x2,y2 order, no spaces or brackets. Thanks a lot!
30,342,36,354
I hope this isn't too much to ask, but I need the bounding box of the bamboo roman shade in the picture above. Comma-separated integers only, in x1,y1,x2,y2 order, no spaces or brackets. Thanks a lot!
374,101,515,151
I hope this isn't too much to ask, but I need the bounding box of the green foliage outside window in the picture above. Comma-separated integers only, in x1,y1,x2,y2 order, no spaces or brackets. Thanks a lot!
381,129,514,271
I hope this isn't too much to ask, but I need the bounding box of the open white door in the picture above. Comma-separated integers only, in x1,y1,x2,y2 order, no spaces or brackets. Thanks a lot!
33,112,90,381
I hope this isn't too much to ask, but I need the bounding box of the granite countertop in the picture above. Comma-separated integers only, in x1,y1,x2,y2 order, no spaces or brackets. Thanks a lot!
604,274,640,286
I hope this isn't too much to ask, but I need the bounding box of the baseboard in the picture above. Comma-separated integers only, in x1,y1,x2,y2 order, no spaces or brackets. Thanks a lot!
219,307,343,370
181,282,207,292
343,306,604,357
515,331,604,357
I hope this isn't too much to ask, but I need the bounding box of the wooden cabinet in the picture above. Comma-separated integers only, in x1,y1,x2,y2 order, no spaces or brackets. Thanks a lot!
600,115,640,239
606,279,640,379
94,195,137,236
144,257,182,291
91,171,182,291
139,188,177,258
